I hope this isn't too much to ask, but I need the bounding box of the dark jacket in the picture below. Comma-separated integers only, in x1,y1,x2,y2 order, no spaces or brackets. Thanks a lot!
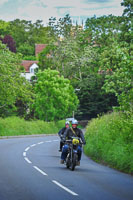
58,127,67,138
63,127,86,145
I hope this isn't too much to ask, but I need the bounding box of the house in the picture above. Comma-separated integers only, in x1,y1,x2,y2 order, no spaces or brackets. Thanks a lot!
21,44,47,81
35,44,47,57
21,60,39,81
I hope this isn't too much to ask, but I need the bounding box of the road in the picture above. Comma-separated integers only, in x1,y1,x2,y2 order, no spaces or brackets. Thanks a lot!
0,135,132,200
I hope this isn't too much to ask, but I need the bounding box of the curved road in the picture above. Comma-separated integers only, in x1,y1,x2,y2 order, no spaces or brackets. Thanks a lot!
0,135,132,200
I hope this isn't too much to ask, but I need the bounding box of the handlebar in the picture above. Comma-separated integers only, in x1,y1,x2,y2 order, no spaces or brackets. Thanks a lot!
65,138,84,145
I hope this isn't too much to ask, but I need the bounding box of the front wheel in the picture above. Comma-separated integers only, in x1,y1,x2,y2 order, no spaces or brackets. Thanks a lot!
66,153,71,168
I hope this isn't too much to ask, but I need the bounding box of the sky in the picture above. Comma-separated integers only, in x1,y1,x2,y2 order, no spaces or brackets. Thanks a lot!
0,0,124,26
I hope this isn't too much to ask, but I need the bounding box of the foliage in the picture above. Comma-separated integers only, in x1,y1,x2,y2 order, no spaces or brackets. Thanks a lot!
84,112,133,174
0,42,33,117
120,0,132,45
75,73,118,120
8,19,50,56
85,15,123,46
22,55,37,61
1,35,16,53
0,1,131,122
0,20,10,36
48,14,72,39
38,42,57,70
17,43,34,56
33,69,79,121
100,40,132,113
0,116,65,136
121,0,133,18
39,31,98,79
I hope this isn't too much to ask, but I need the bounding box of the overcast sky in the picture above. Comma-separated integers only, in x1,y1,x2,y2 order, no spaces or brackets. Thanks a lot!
0,0,124,25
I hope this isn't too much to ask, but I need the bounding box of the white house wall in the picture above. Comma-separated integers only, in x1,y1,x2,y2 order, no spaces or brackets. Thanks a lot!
21,63,39,81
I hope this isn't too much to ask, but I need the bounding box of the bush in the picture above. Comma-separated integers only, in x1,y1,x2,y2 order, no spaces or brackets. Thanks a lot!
0,117,65,136
84,112,133,174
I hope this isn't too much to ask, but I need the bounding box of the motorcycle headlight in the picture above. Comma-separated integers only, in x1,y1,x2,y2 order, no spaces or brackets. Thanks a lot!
72,138,79,145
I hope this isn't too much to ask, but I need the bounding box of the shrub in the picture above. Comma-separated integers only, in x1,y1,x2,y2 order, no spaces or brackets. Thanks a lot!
84,112,133,174
0,117,65,136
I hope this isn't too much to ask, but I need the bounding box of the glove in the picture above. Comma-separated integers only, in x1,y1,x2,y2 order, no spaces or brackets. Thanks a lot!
61,138,65,143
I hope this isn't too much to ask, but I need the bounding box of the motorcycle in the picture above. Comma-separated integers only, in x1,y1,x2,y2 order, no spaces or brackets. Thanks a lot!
65,137,83,171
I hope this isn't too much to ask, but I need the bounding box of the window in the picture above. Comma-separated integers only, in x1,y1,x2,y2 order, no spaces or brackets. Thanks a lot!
30,68,34,73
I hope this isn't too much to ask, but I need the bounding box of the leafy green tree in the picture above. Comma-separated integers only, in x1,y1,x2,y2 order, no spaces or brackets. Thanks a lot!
121,0,133,18
75,73,118,120
85,15,123,46
38,42,57,70
0,42,33,117
100,41,132,112
120,0,132,48
48,14,72,39
33,69,79,121
8,19,50,56
39,31,98,81
17,43,34,56
0,20,10,36
57,14,72,38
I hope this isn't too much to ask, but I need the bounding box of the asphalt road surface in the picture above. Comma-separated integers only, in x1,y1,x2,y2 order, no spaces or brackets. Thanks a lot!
0,135,132,200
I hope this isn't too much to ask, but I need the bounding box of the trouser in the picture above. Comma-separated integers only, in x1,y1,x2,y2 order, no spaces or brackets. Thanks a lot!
61,144,82,161
60,141,64,150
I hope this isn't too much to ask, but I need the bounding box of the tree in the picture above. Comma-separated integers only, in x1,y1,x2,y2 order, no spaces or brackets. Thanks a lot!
2,35,16,53
48,14,72,39
0,42,33,117
57,14,72,38
75,73,118,120
9,19,51,56
121,0,133,18
39,30,98,81
33,69,79,121
85,15,123,46
0,20,9,36
100,41,132,112
120,0,132,47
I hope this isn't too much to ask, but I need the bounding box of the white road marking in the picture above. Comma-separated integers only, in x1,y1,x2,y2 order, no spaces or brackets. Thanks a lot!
25,147,30,151
38,142,44,145
30,144,36,147
23,152,26,157
24,157,32,164
52,180,78,196
23,139,79,196
33,166,48,176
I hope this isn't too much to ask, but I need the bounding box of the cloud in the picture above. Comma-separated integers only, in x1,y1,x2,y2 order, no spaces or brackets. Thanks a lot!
0,0,124,25
0,0,8,6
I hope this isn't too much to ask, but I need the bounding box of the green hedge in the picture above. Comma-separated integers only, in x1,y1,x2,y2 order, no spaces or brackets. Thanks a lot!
0,117,65,136
84,112,133,174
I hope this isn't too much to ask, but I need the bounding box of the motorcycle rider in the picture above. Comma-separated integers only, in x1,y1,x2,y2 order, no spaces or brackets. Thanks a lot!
60,119,86,165
58,121,70,152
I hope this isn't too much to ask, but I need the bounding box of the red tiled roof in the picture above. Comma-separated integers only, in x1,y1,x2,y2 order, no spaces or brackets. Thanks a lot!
21,60,39,72
35,44,47,56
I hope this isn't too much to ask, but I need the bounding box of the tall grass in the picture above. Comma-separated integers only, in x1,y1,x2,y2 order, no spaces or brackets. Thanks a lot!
0,117,65,136
84,112,133,174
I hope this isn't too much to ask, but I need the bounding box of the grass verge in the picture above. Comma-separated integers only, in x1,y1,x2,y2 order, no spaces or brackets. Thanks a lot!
84,112,133,174
0,117,65,136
